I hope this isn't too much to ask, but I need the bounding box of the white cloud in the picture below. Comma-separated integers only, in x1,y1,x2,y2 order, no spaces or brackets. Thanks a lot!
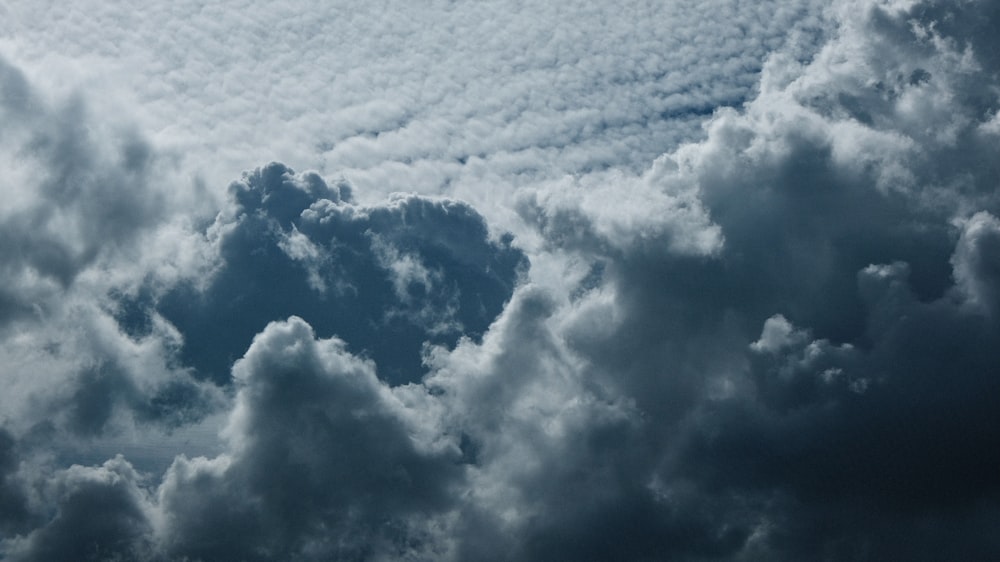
1,0,831,214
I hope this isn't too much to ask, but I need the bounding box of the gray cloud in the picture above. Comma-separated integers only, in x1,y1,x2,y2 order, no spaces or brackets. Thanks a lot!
146,162,525,384
0,429,33,538
156,316,461,561
1,455,155,562
510,1,1000,558
0,53,228,529
3,0,1000,560
0,56,162,325
0,54,222,448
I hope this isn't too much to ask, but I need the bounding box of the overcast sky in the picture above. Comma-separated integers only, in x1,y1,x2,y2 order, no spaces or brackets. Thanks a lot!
2,0,1000,560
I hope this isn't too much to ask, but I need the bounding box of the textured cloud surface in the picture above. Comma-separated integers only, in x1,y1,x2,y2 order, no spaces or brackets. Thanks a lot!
149,162,525,384
1,0,829,205
3,0,1000,560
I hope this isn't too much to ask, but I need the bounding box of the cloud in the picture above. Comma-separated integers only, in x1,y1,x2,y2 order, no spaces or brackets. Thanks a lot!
951,211,1000,316
431,0,1000,558
422,286,755,561
2,316,462,561
0,54,222,451
3,0,1000,560
146,162,525,384
0,0,831,208
0,56,163,325
1,455,155,562
553,1,1000,558
155,316,462,561
0,429,33,538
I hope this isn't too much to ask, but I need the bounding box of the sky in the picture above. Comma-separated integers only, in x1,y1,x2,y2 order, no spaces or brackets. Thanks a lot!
1,0,999,560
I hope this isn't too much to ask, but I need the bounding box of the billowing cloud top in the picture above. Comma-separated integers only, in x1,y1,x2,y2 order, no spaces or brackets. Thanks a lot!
148,161,525,384
2,0,1000,560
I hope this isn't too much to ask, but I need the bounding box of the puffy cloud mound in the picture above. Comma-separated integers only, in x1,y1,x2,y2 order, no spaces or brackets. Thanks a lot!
155,317,461,560
142,162,525,384
2,456,156,562
469,0,1000,558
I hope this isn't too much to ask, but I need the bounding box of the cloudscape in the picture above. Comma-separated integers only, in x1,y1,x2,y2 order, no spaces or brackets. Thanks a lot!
2,0,999,560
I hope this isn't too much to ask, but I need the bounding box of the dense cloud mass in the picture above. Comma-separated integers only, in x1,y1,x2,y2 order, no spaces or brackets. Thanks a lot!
0,55,222,445
2,0,1000,560
145,162,525,384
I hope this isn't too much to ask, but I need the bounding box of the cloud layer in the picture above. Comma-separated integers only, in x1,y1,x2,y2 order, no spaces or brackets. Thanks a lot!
2,0,1000,560
1,0,829,204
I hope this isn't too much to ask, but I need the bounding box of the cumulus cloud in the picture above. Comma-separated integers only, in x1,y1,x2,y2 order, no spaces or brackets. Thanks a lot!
951,211,1000,315
153,317,461,560
3,0,1000,560
446,0,1000,558
2,456,156,562
144,162,525,384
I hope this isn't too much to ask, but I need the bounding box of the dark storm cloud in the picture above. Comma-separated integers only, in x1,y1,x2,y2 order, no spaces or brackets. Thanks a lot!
150,162,525,384
4,0,1000,560
508,0,1000,559
3,317,464,561
1,456,155,562
667,250,1000,559
156,317,461,561
422,287,754,562
0,429,33,538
